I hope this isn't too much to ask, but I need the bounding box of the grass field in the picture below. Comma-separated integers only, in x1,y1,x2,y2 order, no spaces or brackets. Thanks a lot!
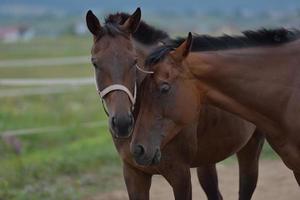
0,36,277,200
0,37,91,60
0,36,125,200
0,64,92,78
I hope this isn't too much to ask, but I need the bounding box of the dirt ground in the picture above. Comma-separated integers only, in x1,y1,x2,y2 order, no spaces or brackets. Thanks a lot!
89,160,299,200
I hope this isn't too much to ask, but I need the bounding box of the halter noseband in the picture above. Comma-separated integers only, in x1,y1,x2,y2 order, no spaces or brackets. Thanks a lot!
97,82,137,116
96,64,153,116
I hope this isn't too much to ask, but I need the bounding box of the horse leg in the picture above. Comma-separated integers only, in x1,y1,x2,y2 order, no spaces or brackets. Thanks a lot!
163,165,192,200
236,129,265,200
197,164,223,200
293,171,300,186
123,162,152,200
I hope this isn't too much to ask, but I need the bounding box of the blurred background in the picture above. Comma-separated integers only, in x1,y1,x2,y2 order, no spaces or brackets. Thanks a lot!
1,0,300,199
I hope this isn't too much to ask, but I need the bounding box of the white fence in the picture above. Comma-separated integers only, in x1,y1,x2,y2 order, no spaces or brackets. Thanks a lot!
0,56,103,137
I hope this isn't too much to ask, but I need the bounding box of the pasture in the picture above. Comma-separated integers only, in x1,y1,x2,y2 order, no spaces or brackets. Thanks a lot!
0,36,295,200
0,37,123,200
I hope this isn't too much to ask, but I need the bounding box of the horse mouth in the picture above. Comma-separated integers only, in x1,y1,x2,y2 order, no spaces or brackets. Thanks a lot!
111,132,131,140
109,125,133,139
134,148,161,166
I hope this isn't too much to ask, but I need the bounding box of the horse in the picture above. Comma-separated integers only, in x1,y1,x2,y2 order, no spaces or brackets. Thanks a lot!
86,8,169,139
86,8,264,199
141,29,300,186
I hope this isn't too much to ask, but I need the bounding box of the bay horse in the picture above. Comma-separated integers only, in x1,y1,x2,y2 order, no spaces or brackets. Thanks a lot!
86,8,264,199
141,29,300,187
86,8,169,139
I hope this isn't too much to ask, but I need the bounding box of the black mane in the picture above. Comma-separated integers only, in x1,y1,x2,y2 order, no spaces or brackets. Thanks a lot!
145,28,300,66
103,12,169,45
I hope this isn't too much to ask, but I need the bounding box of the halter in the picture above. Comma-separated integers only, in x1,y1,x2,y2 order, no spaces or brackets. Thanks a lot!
97,82,137,116
96,64,153,116
135,63,154,74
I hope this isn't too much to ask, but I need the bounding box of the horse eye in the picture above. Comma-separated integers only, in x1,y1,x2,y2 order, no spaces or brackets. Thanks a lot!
160,83,171,94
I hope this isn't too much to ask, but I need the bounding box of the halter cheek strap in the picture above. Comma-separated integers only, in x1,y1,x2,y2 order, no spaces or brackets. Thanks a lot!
135,64,154,74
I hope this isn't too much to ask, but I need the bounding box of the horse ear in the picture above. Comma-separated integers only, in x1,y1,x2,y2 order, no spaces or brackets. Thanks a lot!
86,10,102,36
121,7,141,33
171,32,193,62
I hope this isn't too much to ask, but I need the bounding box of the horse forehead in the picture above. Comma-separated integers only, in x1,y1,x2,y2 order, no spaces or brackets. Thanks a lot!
93,39,135,65
155,62,178,81
93,35,133,53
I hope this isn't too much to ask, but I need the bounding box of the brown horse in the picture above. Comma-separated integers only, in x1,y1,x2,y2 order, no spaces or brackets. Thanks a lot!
142,30,300,186
86,8,169,138
86,9,264,199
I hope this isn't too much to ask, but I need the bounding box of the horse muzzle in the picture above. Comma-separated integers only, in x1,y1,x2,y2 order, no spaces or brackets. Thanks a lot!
110,113,134,138
131,144,162,166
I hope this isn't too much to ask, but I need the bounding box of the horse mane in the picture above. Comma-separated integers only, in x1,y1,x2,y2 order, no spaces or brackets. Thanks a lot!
103,12,169,45
145,28,300,66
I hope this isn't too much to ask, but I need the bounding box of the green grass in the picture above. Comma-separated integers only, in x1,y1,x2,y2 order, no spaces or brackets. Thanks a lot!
0,86,104,131
0,64,93,78
0,86,123,199
0,36,125,199
0,36,91,60
0,128,122,200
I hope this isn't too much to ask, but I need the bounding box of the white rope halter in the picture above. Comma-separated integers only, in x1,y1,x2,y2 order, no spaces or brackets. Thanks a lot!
95,64,153,116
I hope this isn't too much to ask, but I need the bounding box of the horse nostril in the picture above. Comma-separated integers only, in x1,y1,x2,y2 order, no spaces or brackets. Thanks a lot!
111,116,117,128
152,149,161,165
129,113,134,126
133,144,145,158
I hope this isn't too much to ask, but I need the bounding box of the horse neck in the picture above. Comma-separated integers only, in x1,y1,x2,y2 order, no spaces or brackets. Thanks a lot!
187,41,300,137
